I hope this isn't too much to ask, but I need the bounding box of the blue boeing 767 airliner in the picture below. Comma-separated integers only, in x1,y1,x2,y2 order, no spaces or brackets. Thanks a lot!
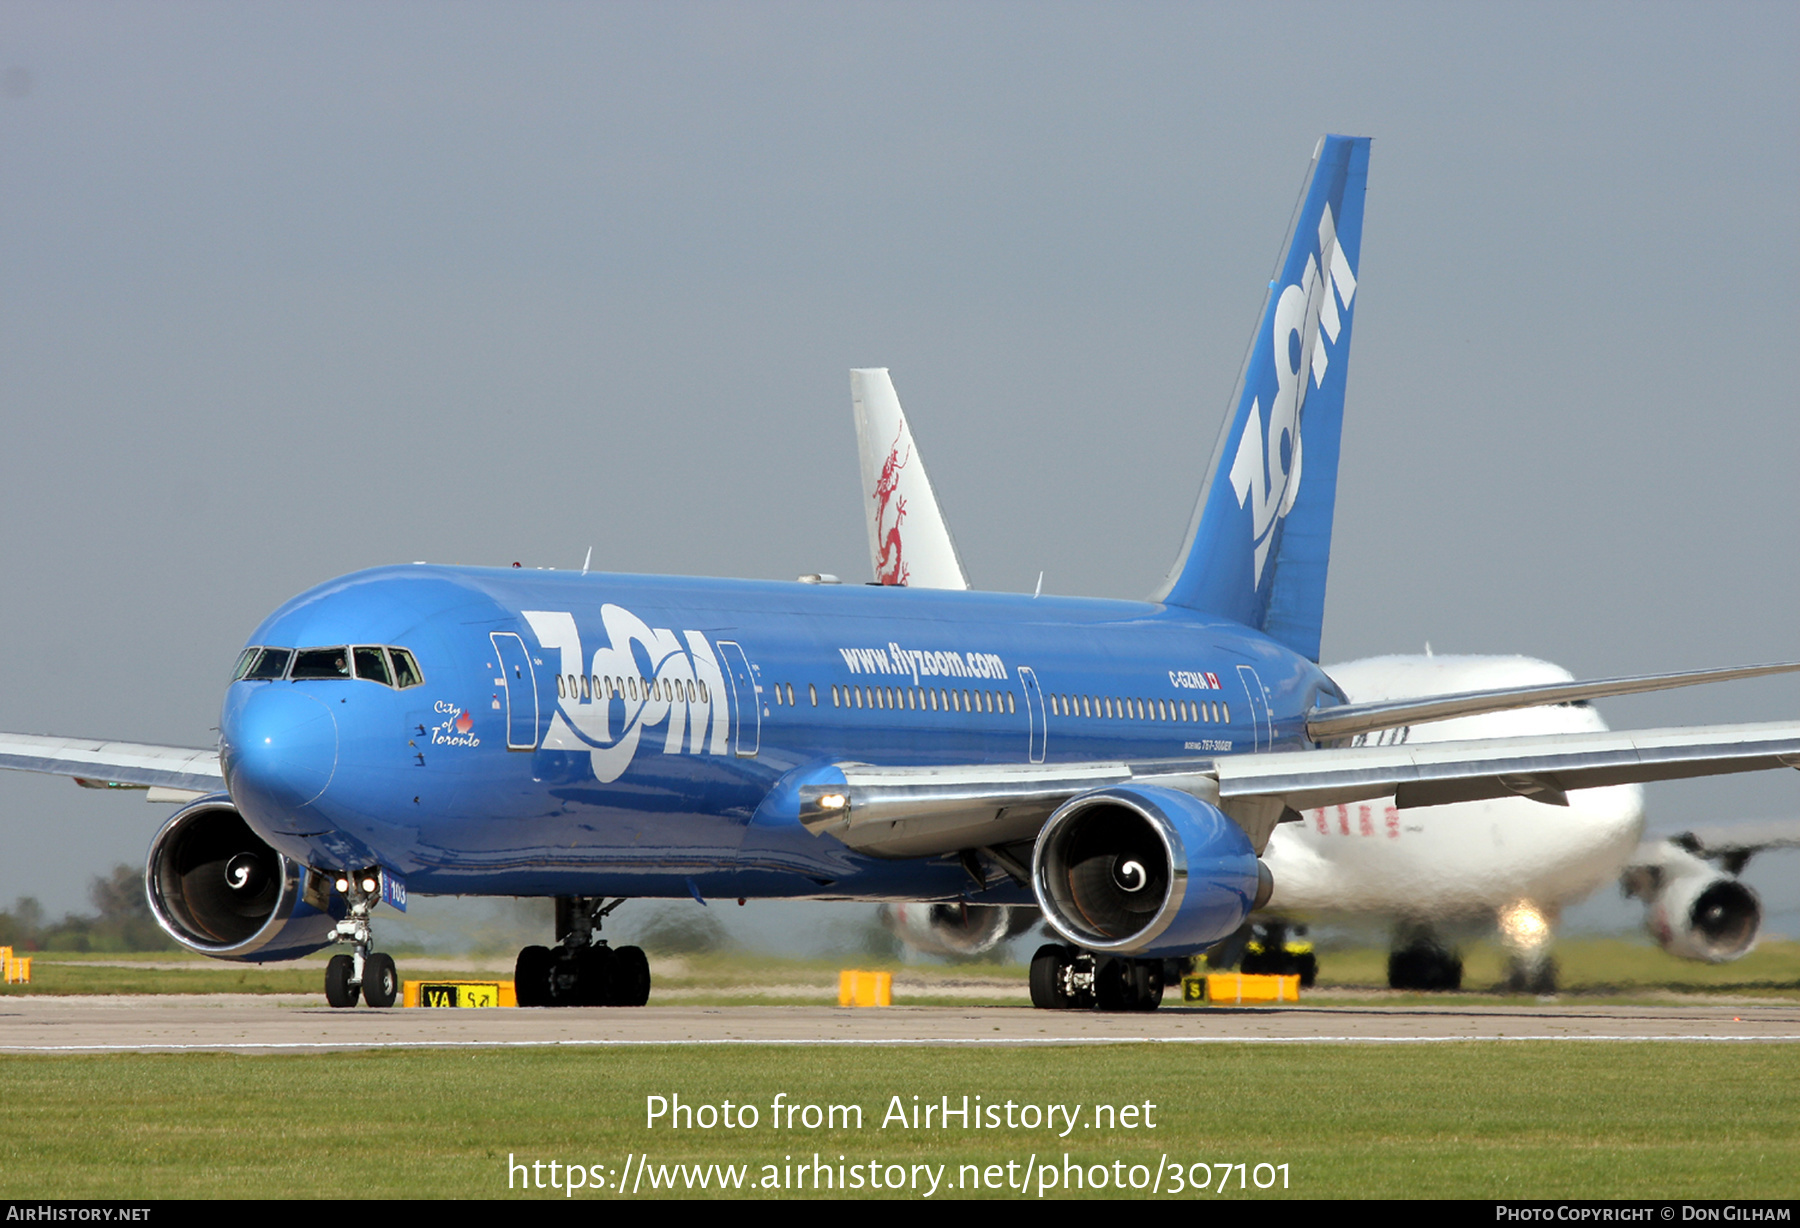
4,135,1797,1010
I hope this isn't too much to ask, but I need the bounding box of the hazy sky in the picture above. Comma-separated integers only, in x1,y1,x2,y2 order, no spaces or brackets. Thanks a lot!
1,2,1795,923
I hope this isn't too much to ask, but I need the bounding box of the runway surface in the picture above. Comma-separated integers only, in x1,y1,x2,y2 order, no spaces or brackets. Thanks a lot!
3,995,1797,1052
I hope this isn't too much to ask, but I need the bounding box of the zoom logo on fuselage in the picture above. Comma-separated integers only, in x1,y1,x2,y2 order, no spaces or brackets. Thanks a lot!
523,606,729,783
1228,200,1357,587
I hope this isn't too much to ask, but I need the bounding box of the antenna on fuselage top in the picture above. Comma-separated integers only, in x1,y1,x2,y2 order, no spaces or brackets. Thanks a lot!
1034,571,1043,598
582,546,593,576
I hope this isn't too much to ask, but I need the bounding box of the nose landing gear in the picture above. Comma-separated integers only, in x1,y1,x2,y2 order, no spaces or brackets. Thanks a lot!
322,869,400,1008
514,896,652,1007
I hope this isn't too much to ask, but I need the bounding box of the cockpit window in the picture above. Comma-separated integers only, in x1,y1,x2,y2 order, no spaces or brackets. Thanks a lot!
390,648,423,688
236,644,422,685
290,648,352,679
353,646,393,686
243,648,292,681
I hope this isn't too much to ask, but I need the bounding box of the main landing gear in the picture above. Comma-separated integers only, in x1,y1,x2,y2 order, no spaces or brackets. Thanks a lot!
1387,927,1463,991
514,896,652,1007
1029,944,1164,1011
323,869,400,1008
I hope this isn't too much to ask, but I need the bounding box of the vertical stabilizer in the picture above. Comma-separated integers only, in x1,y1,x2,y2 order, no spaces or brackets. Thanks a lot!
1155,135,1370,662
850,369,970,589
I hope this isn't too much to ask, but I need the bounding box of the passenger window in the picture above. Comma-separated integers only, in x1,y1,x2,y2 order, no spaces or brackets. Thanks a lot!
353,647,393,686
244,648,291,681
831,685,841,707
809,683,818,707
1008,692,1016,714
390,649,424,689
290,648,351,680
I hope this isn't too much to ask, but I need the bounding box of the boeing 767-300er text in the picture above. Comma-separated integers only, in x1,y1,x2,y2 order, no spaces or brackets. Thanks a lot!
2,135,1796,1009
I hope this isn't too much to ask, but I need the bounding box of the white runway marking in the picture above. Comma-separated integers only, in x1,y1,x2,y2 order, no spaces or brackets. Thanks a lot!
7,1034,1800,1054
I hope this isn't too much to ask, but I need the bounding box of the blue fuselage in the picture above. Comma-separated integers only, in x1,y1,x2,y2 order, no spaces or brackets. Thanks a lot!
219,565,1340,904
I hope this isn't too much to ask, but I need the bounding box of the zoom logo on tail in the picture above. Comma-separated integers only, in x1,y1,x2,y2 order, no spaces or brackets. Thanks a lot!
1159,134,1369,665
1229,202,1358,586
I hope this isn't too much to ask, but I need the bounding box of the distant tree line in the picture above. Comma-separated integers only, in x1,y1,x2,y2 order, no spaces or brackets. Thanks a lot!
0,865,176,952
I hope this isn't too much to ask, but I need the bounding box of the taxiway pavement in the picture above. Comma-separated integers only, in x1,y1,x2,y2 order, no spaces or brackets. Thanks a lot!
2,995,1796,1053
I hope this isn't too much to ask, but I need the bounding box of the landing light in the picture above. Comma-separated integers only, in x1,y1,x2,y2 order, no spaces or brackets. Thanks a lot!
334,877,350,894
361,876,378,894
816,793,848,811
1498,899,1550,950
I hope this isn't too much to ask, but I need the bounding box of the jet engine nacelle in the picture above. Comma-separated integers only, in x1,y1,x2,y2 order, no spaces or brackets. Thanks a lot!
1625,840,1761,963
1031,784,1271,957
146,794,342,962
879,902,1040,958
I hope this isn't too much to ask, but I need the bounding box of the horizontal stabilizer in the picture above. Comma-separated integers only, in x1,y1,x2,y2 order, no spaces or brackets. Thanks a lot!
1306,660,1800,744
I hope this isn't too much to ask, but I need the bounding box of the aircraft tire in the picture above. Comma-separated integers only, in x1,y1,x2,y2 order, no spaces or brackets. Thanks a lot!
515,945,553,1007
1128,959,1164,1011
1387,944,1462,991
611,945,651,1006
573,944,615,1006
1094,957,1132,1011
1503,956,1557,996
1029,944,1074,1009
362,952,398,1008
324,954,358,1008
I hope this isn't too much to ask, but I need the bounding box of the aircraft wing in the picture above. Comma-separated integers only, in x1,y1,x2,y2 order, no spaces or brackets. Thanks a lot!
796,720,1800,858
0,732,222,796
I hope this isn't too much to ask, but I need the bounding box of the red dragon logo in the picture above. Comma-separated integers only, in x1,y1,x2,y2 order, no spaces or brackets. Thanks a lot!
873,426,910,586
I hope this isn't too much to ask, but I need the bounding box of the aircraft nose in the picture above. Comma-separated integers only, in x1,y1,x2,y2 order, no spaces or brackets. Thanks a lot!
222,685,340,815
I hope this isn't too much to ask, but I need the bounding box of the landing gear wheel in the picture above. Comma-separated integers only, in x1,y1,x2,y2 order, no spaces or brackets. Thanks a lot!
515,945,553,1007
1387,943,1463,991
1030,943,1074,1009
324,954,358,1008
1503,956,1557,996
1126,959,1163,1011
611,945,651,1006
572,944,615,1006
362,952,398,1008
1094,957,1130,1011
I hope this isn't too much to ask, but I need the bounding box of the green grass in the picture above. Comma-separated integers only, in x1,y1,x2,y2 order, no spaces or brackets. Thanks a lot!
1311,936,1800,1002
0,1044,1793,1198
8,938,1797,1006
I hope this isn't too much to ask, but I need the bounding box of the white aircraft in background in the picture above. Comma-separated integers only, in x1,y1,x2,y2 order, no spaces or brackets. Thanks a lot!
849,368,1792,991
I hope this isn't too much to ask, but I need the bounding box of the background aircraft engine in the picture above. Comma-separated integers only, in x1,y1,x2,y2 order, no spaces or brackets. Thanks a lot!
146,794,342,962
878,902,1040,958
1622,838,1762,963
1031,785,1269,957
1639,866,1761,963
